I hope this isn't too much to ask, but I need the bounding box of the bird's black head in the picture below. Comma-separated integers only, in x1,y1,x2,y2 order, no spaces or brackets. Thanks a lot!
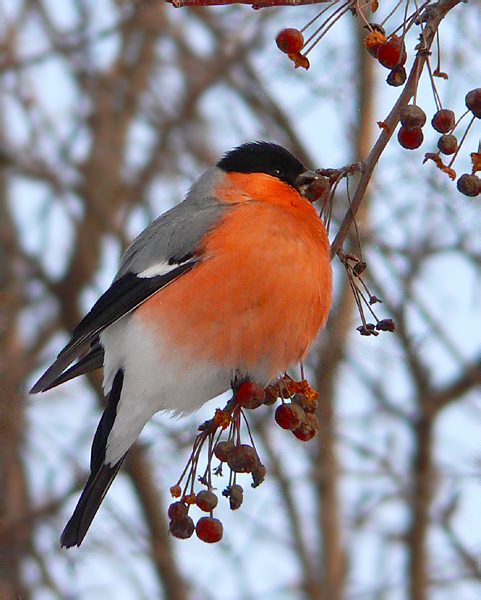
217,141,308,191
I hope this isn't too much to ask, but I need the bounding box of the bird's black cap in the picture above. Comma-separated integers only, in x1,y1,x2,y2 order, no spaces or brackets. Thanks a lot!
217,141,307,191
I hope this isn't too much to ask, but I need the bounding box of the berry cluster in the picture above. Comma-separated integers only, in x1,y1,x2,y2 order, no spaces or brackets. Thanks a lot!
365,28,407,87
273,378,320,441
168,377,320,543
339,251,395,337
422,88,481,198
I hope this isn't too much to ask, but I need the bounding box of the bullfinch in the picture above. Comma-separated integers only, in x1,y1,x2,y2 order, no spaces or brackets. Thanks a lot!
31,141,332,547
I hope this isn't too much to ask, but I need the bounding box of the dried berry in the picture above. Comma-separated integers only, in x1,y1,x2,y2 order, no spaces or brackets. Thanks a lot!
276,28,304,54
168,501,188,521
195,490,218,512
292,392,318,414
353,261,367,275
364,26,386,58
226,444,259,473
376,318,395,332
275,402,305,430
169,516,195,539
400,105,426,130
357,324,379,336
196,516,223,543
214,440,235,462
170,484,181,498
223,484,244,510
263,386,278,406
236,381,266,409
251,462,267,488
287,52,310,70
457,174,481,197
437,134,458,155
386,65,406,87
397,126,423,150
304,177,329,202
376,35,407,69
431,109,455,133
465,88,481,119
293,412,319,441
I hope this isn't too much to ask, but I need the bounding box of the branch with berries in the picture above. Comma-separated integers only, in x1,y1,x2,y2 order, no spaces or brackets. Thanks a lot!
168,377,320,543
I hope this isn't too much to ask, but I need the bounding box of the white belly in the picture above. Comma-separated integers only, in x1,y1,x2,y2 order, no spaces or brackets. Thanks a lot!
100,315,231,465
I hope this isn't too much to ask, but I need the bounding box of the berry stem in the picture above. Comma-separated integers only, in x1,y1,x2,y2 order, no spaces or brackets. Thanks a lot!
330,0,464,260
447,114,476,168
303,0,353,56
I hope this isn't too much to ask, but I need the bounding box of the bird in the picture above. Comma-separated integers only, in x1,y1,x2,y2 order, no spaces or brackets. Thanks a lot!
30,141,332,548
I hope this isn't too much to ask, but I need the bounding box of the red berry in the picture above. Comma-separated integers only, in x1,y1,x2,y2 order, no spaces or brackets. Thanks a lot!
214,440,234,462
400,105,426,130
236,381,266,409
276,28,304,55
169,516,195,539
226,444,259,473
275,402,305,430
195,490,218,512
457,174,481,197
196,516,223,543
437,134,457,155
397,126,423,150
376,35,407,69
431,109,455,133
465,88,481,118
168,501,188,521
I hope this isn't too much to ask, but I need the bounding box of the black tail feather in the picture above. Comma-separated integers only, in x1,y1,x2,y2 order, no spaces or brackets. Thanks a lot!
60,457,126,548
61,369,125,548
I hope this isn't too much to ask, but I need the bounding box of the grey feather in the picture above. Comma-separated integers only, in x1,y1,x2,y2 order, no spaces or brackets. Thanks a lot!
116,168,228,279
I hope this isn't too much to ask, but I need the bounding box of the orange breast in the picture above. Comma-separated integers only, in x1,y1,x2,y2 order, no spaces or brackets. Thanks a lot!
135,176,332,385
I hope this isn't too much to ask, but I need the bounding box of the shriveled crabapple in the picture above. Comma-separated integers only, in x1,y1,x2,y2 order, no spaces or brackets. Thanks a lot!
431,109,455,133
457,174,481,197
437,134,458,155
292,412,319,441
386,64,406,87
292,392,318,414
168,501,188,521
196,516,223,543
235,381,266,409
169,515,195,539
304,177,329,203
223,484,244,510
195,490,218,512
251,462,267,488
214,440,235,462
226,444,259,473
465,88,481,119
400,105,426,130
275,402,305,430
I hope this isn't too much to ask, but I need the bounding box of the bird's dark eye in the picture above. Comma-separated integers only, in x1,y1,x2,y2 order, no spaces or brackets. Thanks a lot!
271,168,284,177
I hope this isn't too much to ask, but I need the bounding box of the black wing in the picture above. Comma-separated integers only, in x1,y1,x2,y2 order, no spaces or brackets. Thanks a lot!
30,260,197,394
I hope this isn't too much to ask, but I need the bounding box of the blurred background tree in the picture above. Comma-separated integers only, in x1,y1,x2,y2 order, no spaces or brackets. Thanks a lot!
1,0,480,599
